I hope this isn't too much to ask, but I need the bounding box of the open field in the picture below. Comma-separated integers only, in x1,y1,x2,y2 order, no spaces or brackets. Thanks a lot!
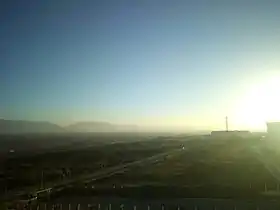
55,138,279,199
3,134,280,210
0,132,177,156
0,133,184,196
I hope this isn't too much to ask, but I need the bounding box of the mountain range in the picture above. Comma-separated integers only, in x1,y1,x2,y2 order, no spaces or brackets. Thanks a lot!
0,119,138,134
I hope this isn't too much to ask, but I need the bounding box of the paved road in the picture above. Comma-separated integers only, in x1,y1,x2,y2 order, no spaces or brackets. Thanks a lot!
4,148,183,202
251,144,280,183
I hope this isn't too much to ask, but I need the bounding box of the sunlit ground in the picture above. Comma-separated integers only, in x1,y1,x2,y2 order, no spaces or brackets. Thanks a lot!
232,75,280,131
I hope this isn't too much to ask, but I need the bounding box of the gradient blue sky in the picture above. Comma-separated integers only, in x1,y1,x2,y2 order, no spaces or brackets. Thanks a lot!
1,0,280,130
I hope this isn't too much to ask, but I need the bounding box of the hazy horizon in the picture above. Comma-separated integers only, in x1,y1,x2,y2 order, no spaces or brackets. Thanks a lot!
0,118,266,132
1,1,280,131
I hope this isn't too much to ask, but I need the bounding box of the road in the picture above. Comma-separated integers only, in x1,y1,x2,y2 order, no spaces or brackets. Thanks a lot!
251,143,280,183
4,147,184,203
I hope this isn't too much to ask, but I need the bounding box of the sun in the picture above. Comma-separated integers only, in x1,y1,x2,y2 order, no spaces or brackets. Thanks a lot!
233,76,280,130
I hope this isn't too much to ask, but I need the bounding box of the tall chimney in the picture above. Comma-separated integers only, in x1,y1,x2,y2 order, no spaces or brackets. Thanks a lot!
226,116,229,132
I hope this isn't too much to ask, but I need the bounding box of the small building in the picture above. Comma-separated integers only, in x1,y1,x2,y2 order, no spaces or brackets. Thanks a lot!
267,122,280,140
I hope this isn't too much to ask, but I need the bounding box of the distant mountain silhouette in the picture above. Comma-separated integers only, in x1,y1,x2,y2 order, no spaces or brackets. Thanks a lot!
0,119,138,134
65,121,138,132
0,119,64,134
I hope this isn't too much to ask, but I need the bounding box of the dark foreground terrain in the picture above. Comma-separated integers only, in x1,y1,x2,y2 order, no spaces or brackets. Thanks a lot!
52,138,279,199
2,134,280,210
0,133,181,195
30,197,280,210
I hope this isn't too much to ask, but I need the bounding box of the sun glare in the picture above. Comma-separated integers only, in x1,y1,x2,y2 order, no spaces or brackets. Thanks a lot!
233,76,280,130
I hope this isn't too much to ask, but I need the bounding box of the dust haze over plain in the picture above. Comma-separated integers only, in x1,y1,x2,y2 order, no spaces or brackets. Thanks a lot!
0,119,201,134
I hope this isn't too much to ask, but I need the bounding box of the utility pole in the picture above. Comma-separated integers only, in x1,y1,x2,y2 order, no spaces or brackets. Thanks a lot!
41,170,44,189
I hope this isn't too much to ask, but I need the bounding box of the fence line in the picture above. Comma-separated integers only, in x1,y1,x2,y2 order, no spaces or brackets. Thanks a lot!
26,203,279,210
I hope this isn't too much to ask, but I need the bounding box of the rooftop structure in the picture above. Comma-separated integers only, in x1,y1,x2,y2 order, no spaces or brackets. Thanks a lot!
211,130,251,138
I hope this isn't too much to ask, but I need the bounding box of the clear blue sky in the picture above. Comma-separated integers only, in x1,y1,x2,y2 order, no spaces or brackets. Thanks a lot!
1,0,280,130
